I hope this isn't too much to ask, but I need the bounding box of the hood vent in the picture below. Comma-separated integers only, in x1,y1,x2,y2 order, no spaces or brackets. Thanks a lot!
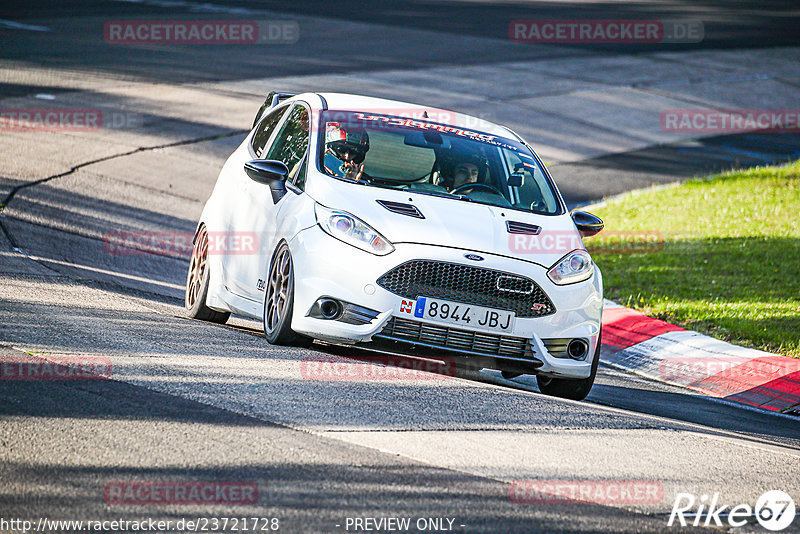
506,221,541,235
377,200,424,219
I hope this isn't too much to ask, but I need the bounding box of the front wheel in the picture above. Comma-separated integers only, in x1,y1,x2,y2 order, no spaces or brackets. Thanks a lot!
186,225,230,324
263,243,312,346
536,333,601,401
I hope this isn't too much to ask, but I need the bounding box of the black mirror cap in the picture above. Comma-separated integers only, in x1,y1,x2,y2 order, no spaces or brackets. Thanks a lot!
244,159,289,184
571,210,604,238
244,160,289,203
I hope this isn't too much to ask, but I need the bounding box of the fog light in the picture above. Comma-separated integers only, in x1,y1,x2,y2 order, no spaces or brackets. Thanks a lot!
567,339,588,360
308,298,343,320
319,298,342,319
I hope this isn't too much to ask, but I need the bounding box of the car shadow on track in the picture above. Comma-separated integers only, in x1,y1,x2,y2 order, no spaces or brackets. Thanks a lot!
128,314,800,445
309,340,800,445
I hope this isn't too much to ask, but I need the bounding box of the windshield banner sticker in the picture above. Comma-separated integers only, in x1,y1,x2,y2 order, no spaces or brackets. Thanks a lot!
352,112,497,142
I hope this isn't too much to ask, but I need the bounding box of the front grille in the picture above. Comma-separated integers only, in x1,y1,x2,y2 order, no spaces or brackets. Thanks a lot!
375,317,541,364
376,260,555,317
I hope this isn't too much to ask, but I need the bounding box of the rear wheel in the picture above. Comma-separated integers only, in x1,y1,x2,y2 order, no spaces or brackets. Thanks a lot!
185,225,230,323
536,333,601,401
263,243,311,346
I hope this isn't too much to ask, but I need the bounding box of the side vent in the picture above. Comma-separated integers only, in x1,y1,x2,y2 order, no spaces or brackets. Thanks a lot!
376,200,424,219
506,221,541,235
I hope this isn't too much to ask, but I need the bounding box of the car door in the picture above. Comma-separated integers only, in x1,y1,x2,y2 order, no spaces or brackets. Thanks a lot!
231,103,312,303
223,104,290,300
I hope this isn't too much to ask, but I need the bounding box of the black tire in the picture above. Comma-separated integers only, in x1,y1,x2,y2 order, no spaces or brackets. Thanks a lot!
185,225,230,324
536,333,601,401
263,242,312,346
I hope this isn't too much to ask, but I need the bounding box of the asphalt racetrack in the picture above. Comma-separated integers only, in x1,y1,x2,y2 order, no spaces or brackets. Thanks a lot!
1,2,799,532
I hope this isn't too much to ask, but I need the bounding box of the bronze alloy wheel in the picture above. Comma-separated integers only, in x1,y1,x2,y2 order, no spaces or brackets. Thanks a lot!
185,225,230,323
263,243,311,346
265,245,291,335
186,227,208,309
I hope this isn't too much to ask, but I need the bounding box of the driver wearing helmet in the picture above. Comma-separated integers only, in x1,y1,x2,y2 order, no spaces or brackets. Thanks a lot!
325,123,370,182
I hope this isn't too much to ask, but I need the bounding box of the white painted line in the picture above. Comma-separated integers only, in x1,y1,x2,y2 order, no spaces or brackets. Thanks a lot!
111,0,261,16
24,253,185,292
0,20,51,32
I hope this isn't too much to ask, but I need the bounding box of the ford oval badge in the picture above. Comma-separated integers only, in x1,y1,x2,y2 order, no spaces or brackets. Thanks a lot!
464,254,484,261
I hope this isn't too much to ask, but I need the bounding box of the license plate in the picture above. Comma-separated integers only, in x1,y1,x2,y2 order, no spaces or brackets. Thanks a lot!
397,296,515,333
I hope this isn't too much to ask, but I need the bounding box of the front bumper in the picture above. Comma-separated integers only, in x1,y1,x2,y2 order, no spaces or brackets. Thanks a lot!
289,225,603,379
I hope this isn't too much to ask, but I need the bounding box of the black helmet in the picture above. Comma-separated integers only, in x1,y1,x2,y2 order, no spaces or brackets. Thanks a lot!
326,123,370,164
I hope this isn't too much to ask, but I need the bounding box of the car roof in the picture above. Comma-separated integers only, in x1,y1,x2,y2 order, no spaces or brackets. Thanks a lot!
289,92,517,140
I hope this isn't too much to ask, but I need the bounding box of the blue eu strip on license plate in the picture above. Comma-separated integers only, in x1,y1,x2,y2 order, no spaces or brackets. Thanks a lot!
413,297,426,318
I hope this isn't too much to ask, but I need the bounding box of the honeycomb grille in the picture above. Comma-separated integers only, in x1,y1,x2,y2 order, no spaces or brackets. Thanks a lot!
376,260,555,317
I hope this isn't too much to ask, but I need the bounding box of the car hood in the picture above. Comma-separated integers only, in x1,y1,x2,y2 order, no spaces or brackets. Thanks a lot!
307,179,584,268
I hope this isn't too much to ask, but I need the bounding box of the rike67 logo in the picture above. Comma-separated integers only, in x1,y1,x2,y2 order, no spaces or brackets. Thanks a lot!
669,490,796,531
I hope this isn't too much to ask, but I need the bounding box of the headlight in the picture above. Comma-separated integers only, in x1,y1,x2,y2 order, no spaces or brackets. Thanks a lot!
547,249,593,285
315,203,394,256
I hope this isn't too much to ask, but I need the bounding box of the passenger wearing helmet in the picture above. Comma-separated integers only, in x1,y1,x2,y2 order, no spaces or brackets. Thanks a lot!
324,123,370,182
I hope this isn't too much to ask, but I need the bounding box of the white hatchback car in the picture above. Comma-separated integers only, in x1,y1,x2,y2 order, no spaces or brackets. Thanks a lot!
187,92,605,400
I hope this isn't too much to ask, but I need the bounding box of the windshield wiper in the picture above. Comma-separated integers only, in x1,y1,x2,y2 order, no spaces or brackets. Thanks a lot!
445,193,475,202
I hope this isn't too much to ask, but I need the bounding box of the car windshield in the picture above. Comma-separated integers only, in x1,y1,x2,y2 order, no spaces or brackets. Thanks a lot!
317,111,563,215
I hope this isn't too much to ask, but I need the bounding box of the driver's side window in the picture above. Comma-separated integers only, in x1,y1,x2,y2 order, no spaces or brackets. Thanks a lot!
251,106,288,158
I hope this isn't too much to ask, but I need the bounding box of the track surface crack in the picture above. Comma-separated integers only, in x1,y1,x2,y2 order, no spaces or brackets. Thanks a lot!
0,129,247,251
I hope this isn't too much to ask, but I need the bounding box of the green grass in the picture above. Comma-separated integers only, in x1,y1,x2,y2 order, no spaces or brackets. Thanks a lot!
586,160,800,358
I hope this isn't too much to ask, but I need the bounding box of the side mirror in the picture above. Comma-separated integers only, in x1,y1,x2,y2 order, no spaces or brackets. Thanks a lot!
245,159,288,183
244,160,289,203
571,210,604,238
